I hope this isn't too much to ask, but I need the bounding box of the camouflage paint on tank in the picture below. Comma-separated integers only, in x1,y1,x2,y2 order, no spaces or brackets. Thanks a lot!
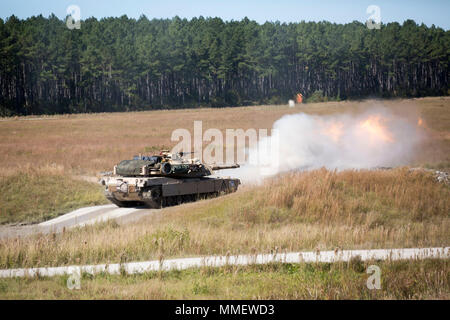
100,151,241,208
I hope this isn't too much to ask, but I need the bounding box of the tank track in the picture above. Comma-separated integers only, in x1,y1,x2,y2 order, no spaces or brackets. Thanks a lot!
107,188,230,209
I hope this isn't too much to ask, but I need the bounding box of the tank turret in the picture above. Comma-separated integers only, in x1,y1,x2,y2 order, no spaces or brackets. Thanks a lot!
112,152,239,178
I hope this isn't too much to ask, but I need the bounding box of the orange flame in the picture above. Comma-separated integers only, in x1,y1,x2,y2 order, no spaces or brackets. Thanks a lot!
322,121,344,142
359,115,394,143
418,117,424,127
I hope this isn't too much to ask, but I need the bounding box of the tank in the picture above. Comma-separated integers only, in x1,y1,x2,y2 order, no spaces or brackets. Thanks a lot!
100,151,241,208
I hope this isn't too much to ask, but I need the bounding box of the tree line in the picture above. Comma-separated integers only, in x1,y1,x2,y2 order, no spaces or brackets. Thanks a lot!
0,15,448,116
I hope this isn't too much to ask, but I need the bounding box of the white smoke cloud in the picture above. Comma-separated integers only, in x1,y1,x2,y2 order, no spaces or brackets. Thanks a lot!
217,107,425,184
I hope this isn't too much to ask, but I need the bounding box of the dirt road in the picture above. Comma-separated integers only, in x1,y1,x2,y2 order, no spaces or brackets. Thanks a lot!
0,204,159,239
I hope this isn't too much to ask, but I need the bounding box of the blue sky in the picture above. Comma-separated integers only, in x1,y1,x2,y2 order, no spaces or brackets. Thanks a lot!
1,0,449,29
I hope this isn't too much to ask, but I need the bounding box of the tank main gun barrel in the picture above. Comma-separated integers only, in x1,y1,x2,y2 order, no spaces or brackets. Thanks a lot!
211,164,240,171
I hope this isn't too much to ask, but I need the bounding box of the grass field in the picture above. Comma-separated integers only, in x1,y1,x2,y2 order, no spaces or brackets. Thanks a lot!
0,259,448,299
0,97,448,299
0,168,448,271
1,97,449,177
0,166,106,224
0,97,449,225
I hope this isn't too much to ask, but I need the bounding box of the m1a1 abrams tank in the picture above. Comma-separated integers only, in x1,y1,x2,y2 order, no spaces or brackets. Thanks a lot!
100,151,241,208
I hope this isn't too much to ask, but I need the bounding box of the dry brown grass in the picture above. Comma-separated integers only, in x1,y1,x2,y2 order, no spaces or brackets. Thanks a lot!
0,98,448,299
0,97,448,176
2,97,447,225
0,167,448,269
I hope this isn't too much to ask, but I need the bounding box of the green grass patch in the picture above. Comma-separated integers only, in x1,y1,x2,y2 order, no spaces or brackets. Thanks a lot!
0,170,107,224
